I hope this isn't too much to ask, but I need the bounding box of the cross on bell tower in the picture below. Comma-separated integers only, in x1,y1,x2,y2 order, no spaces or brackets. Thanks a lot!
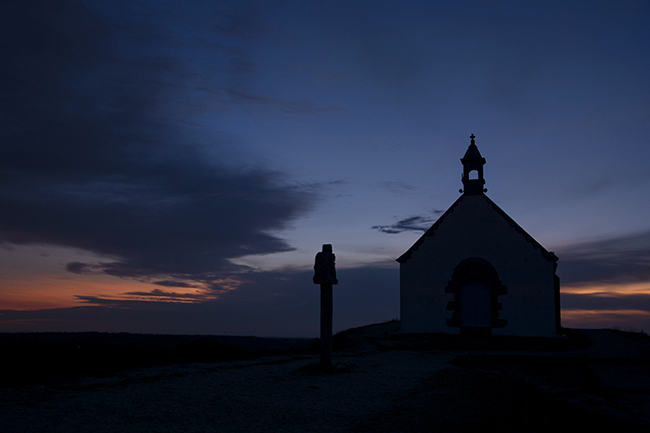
460,134,486,195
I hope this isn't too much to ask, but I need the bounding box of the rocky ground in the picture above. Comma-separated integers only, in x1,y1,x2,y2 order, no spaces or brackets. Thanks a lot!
1,322,649,432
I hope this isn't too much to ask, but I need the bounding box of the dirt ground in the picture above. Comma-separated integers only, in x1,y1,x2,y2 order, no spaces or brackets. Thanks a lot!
2,323,649,432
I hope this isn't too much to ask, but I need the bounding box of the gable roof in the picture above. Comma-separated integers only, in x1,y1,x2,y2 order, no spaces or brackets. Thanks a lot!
396,193,558,263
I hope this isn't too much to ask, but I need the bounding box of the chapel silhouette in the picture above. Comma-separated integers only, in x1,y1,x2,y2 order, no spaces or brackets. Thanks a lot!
397,135,560,337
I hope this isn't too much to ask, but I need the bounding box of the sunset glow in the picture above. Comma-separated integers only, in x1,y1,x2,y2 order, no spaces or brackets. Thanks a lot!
561,309,650,332
561,283,650,295
1,1,649,336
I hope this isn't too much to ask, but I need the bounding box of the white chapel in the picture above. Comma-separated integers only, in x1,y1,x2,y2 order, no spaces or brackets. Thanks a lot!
397,135,560,337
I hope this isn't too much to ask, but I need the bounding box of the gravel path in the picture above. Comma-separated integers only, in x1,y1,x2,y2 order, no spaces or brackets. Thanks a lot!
1,350,456,433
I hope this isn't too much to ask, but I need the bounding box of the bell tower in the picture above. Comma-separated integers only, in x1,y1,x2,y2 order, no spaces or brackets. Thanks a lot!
460,134,486,195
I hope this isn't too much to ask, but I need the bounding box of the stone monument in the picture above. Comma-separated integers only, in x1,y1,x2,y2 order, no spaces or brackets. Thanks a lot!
313,244,338,367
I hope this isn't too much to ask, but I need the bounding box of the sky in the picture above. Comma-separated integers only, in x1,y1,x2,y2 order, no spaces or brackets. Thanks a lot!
1,0,649,337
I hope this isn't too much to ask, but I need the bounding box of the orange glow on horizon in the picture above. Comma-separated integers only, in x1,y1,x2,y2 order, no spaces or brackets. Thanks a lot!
562,282,650,295
560,282,650,331
561,308,650,331
0,273,242,311
0,276,156,310
0,244,247,311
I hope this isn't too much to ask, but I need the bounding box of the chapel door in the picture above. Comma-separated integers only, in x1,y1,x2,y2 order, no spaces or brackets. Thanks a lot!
460,282,491,327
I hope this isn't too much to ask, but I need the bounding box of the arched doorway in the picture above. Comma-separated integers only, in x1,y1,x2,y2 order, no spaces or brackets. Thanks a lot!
445,258,507,335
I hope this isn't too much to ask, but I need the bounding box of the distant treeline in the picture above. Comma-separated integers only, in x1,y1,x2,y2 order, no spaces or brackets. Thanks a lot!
0,333,317,386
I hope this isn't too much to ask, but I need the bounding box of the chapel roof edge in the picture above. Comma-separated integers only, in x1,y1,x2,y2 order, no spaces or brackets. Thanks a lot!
396,194,557,264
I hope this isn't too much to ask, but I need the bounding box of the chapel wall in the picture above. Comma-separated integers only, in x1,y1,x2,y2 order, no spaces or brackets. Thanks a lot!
400,195,557,337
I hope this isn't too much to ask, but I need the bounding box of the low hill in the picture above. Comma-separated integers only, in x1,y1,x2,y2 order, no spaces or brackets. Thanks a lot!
2,322,650,432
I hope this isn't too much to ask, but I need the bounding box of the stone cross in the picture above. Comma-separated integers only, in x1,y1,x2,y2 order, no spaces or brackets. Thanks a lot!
313,244,338,367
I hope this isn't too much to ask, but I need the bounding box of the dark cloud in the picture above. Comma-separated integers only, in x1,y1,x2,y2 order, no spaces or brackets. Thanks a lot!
72,296,126,307
0,266,400,336
66,262,92,274
372,214,441,234
120,289,207,301
0,1,317,286
556,231,650,286
153,281,198,289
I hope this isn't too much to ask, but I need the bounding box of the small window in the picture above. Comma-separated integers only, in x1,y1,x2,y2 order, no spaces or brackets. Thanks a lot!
469,170,479,180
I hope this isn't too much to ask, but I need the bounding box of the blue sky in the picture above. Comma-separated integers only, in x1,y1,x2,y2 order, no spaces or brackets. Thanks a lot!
1,0,649,336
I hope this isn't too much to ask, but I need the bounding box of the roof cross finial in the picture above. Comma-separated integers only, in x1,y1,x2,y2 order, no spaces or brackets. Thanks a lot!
470,133,475,145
